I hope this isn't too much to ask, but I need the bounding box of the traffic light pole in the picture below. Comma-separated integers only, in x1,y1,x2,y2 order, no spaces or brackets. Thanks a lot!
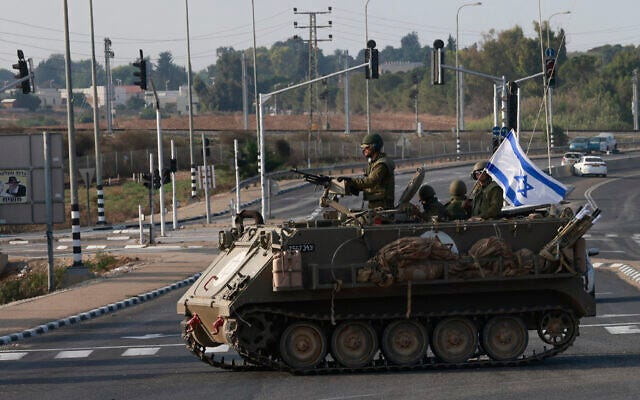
258,61,368,220
149,78,166,237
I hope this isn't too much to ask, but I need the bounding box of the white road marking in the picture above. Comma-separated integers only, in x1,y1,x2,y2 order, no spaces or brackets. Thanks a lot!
605,233,619,238
605,325,640,334
86,245,107,250
55,350,93,359
598,313,640,318
58,238,73,243
107,236,130,241
9,240,28,244
204,345,230,353
56,245,69,250
121,347,160,356
582,321,640,328
0,352,27,361
124,244,145,249
121,333,179,340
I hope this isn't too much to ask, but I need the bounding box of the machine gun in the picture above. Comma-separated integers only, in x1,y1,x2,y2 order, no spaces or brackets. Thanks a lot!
540,204,601,262
290,168,347,196
291,168,354,218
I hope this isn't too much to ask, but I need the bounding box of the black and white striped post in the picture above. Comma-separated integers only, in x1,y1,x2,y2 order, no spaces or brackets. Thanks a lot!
63,0,83,268
190,165,197,198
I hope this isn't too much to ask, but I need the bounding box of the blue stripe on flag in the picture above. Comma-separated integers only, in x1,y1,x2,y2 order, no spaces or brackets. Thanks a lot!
504,133,566,197
486,163,523,206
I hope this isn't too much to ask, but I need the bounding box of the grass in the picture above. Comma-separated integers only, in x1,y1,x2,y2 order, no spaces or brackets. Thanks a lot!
0,252,135,305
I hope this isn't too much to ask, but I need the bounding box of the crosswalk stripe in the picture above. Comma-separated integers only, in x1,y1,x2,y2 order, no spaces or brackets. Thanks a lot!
605,325,640,334
86,245,107,250
55,350,93,359
0,352,27,361
121,347,160,357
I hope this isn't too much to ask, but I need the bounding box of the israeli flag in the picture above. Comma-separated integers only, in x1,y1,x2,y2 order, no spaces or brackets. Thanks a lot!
486,130,567,206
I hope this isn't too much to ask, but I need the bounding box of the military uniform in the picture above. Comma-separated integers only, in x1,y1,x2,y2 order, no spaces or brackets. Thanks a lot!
471,181,503,219
420,198,448,221
445,196,469,220
350,153,395,209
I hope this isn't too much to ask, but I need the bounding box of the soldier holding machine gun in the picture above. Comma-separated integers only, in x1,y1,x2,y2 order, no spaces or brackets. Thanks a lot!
340,133,395,209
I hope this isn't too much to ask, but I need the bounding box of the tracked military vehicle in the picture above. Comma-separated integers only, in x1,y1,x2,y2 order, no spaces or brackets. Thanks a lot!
178,168,597,373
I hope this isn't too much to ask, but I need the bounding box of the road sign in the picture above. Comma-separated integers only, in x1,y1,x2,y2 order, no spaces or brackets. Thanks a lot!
79,168,95,187
492,126,500,136
545,48,556,58
500,126,509,137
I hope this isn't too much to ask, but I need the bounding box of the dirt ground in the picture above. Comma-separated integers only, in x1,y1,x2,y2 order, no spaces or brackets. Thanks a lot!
76,111,456,132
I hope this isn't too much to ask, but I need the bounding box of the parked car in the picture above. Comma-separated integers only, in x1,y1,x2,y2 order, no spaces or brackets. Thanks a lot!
561,152,583,166
574,155,607,177
593,132,617,153
569,137,590,152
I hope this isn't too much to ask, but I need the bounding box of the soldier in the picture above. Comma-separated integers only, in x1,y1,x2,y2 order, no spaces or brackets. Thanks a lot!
469,161,503,220
444,179,470,220
343,133,395,209
417,184,448,221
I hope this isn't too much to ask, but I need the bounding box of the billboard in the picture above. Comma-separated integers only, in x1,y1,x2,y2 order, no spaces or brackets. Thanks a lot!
0,133,65,224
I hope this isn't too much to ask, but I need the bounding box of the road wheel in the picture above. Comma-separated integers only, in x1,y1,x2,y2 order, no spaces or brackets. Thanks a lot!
331,321,378,368
279,321,327,369
381,319,428,365
537,310,577,346
481,316,528,361
431,317,478,363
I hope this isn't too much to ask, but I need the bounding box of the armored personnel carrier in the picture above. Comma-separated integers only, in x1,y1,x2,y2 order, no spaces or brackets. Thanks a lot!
178,168,597,373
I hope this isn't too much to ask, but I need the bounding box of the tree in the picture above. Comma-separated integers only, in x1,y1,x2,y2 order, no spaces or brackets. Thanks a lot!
13,93,41,111
154,51,187,90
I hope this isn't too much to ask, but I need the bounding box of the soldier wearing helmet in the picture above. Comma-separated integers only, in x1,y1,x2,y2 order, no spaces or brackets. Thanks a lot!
417,184,447,221
469,161,503,219
444,179,470,220
343,133,395,209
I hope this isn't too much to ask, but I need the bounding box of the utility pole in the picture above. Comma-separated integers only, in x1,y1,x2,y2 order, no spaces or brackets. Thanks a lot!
104,38,114,134
89,0,105,225
185,0,197,199
294,7,332,166
633,69,638,131
63,0,83,269
241,52,249,130
344,51,350,134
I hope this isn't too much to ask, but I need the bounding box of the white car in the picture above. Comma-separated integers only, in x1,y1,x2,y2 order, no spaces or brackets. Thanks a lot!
561,152,583,166
574,156,607,177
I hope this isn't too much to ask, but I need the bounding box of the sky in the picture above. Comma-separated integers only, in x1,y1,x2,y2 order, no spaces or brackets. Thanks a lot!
1,0,639,72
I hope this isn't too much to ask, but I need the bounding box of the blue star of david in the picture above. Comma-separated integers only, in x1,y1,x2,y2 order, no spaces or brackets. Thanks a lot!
514,175,534,197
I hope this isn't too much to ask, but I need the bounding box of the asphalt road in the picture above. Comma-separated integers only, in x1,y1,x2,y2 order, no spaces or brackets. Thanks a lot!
1,267,639,400
2,156,640,400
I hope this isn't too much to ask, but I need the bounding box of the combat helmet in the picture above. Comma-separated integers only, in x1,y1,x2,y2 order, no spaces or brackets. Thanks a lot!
470,161,488,179
361,133,384,151
418,184,436,200
449,179,467,196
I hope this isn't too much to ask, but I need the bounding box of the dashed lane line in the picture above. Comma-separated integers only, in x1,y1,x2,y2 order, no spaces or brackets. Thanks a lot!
55,350,93,359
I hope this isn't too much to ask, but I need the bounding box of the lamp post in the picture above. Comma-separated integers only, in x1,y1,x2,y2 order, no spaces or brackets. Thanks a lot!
456,2,482,136
365,0,371,135
546,10,570,148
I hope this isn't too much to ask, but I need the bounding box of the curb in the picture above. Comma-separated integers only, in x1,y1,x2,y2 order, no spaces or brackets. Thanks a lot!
0,272,202,346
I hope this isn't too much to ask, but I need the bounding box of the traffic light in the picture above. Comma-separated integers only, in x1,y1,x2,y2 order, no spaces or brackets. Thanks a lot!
169,158,177,173
364,40,379,79
12,49,30,94
133,49,147,91
506,81,519,132
142,172,152,189
431,39,445,85
319,79,328,100
545,57,556,87
152,169,161,189
162,168,171,185
204,138,210,157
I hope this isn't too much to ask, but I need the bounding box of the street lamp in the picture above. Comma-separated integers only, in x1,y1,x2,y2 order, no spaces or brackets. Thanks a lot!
547,11,570,49
456,2,481,135
365,0,371,135
546,10,570,148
